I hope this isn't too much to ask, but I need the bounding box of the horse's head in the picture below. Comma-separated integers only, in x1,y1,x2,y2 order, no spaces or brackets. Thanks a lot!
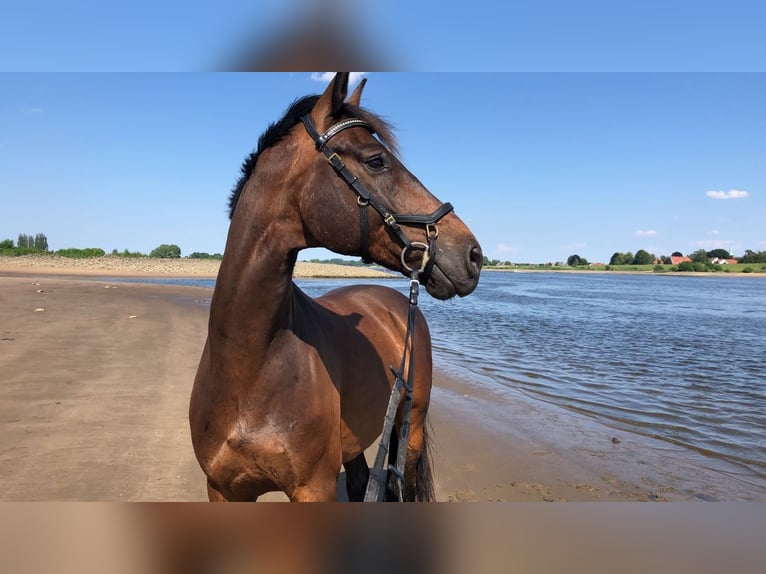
298,73,482,300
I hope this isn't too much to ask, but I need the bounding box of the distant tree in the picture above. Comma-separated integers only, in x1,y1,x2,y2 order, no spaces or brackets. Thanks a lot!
693,261,708,272
55,247,106,258
676,261,696,272
671,251,683,257
689,249,709,264
150,244,181,258
33,233,48,251
609,251,634,265
17,234,29,248
189,251,222,260
633,249,654,265
706,248,731,260
0,238,13,249
661,255,671,264
739,250,766,264
567,254,586,266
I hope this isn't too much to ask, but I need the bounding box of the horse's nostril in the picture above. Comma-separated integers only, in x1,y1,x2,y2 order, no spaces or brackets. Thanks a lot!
468,246,483,277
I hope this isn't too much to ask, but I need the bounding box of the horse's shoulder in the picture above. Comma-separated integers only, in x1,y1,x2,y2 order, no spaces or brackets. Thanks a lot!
316,284,407,310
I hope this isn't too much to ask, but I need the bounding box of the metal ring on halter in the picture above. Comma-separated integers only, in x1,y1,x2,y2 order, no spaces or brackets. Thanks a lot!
400,242,429,273
357,196,369,207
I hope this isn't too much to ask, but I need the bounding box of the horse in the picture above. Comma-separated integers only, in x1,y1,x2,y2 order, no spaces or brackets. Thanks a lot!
189,73,482,502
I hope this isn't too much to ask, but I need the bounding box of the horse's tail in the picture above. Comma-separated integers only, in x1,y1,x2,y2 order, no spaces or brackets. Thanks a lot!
415,417,436,502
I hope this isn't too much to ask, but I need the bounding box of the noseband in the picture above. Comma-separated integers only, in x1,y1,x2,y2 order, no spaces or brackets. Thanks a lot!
300,114,453,283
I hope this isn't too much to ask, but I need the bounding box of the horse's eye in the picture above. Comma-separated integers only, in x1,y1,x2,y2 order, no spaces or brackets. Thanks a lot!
365,156,386,170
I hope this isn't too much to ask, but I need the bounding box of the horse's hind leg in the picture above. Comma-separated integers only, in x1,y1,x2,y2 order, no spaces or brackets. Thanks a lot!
343,453,369,501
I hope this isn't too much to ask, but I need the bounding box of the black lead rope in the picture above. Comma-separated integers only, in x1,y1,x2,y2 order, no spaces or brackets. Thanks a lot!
364,271,420,502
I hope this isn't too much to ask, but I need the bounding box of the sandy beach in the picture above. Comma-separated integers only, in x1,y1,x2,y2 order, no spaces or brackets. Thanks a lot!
0,258,760,503
0,254,393,279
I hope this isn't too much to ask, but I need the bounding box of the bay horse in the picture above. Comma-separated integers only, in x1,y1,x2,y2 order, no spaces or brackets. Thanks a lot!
189,73,482,502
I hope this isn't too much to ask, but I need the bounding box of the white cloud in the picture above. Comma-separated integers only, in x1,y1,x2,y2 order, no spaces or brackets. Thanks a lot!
706,189,749,200
22,107,43,114
635,229,657,237
310,72,367,85
495,243,520,254
690,239,736,250
709,229,720,235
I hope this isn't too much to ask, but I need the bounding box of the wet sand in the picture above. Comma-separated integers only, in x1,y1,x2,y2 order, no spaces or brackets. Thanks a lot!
1,268,761,502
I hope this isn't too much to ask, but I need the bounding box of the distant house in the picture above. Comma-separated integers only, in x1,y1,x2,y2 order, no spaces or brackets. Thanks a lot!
711,257,738,265
651,258,663,265
670,255,691,265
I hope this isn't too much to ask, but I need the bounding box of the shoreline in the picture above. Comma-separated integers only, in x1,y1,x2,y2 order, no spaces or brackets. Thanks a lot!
1,271,762,502
4,254,763,280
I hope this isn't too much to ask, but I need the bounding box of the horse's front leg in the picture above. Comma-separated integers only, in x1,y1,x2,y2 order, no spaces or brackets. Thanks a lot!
290,479,338,502
289,452,343,502
206,480,229,502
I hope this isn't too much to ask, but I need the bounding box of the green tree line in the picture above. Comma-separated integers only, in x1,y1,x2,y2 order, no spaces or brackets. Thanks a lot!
1,233,193,260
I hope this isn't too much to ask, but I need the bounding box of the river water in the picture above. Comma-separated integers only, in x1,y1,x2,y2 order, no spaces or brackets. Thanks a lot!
414,271,766,479
123,271,766,482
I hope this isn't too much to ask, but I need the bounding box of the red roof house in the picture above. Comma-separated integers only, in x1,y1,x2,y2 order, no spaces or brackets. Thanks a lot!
670,255,691,265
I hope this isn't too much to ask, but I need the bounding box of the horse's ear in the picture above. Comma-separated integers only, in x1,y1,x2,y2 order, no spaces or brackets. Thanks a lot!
347,77,367,107
313,73,349,127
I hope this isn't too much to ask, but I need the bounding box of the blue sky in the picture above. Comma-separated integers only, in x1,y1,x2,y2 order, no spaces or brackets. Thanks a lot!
1,73,764,263
1,1,765,72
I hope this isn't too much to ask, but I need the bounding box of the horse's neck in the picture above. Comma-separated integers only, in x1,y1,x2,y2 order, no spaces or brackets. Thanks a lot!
209,180,304,361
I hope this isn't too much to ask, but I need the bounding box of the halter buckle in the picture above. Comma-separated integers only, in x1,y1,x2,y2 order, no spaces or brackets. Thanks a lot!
426,224,439,238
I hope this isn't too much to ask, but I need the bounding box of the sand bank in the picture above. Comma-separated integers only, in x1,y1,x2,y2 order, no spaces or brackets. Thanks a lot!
0,254,393,279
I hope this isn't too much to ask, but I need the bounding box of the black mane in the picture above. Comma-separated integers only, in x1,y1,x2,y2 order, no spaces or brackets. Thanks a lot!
228,94,398,219
228,95,319,219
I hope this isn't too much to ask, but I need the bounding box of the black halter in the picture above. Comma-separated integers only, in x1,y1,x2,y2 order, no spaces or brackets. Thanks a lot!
300,114,454,283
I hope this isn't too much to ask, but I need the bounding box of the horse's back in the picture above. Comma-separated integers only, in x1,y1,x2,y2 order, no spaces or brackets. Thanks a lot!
310,283,430,358
314,283,410,318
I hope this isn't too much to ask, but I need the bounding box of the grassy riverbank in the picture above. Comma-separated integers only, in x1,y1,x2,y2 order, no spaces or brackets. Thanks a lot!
485,263,766,275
